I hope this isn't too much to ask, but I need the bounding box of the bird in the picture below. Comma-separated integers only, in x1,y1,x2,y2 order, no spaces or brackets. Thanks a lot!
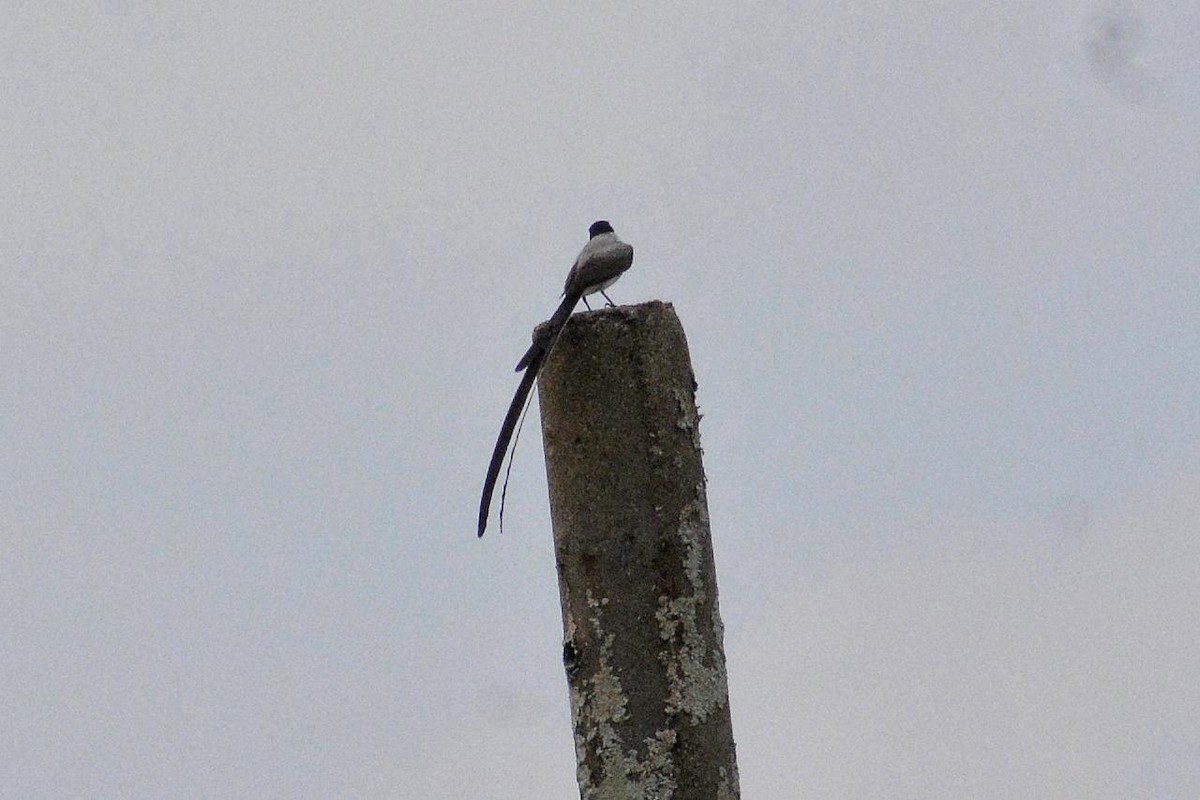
478,220,634,537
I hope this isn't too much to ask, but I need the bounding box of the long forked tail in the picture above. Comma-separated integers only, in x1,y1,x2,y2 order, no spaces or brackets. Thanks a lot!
478,350,542,536
479,291,581,536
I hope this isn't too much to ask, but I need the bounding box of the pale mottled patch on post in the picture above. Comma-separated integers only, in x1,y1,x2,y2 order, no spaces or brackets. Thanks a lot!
656,495,731,724
672,386,704,453
716,766,739,800
572,591,681,799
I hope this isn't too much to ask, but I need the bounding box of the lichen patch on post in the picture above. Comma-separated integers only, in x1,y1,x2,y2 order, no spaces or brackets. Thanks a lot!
653,495,731,725
716,766,740,800
671,387,704,451
572,591,681,799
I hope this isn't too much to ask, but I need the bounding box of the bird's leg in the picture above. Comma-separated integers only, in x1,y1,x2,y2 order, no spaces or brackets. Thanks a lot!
601,290,615,307
582,296,593,311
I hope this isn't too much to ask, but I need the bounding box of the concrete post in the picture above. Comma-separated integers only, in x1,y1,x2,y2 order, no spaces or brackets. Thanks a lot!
537,301,740,800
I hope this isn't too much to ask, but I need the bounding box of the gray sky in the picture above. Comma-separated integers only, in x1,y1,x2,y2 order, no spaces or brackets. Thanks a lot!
4,2,1199,797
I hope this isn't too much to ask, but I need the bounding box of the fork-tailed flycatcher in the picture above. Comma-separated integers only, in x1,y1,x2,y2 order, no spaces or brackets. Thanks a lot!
478,220,634,537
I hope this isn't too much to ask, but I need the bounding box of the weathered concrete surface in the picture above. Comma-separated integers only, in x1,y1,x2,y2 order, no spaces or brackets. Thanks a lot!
538,301,740,800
